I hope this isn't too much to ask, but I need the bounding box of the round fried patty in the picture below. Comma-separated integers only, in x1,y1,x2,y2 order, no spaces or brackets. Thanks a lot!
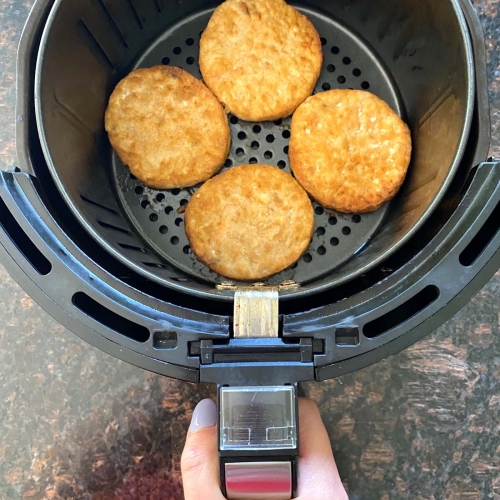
105,66,230,189
289,90,412,213
185,165,314,280
199,0,322,122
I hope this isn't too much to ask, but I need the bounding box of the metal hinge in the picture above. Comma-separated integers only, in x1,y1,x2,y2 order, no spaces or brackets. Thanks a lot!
216,281,299,339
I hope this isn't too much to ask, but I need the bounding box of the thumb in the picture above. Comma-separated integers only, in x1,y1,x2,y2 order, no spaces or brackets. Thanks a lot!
181,399,225,500
298,398,348,499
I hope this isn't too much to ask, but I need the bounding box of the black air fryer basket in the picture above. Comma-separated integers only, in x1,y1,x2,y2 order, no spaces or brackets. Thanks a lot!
2,0,499,497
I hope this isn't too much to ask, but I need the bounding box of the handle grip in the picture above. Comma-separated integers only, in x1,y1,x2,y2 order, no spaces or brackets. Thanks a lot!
218,385,299,499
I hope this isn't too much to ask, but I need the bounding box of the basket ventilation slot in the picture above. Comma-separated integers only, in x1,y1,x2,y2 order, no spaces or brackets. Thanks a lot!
77,19,116,71
73,291,150,343
459,199,500,267
363,285,439,338
0,196,52,275
97,220,131,235
80,194,120,215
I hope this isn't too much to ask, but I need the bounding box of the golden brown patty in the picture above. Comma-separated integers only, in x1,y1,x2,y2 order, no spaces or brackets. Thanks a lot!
105,66,230,189
185,165,314,280
199,0,323,122
289,90,412,213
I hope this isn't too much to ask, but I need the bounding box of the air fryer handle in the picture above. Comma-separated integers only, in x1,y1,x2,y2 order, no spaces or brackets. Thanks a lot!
218,385,299,499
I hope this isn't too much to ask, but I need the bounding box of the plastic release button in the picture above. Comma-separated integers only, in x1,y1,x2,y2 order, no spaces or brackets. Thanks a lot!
225,461,292,500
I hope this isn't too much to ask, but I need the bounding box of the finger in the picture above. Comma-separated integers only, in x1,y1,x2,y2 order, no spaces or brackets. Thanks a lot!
297,398,348,500
181,399,225,500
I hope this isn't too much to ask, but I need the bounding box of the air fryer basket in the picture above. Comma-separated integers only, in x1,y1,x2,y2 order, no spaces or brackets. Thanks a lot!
35,0,474,300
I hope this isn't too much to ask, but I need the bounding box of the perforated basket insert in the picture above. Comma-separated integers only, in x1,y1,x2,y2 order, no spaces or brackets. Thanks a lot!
35,0,474,300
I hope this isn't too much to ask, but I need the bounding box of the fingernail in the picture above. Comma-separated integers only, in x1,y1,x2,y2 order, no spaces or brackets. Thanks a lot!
189,398,217,432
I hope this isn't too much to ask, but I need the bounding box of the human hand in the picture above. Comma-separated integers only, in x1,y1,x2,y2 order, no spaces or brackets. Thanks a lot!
181,397,348,500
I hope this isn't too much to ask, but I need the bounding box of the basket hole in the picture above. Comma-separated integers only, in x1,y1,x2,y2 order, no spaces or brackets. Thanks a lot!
342,226,351,235
282,130,290,139
322,82,331,91
328,216,337,225
236,147,245,156
171,236,180,245
343,56,351,65
159,225,168,234
337,75,346,84
162,56,170,65
224,158,233,168
230,115,238,124
303,253,312,263
331,46,340,54
317,246,326,255
283,145,289,154
129,173,137,180
141,200,149,209
361,81,370,90
183,245,190,255
315,206,324,215
363,286,440,338
180,199,188,206
149,213,158,222
199,30,204,38
459,199,500,266
316,227,325,236
330,237,339,246
156,193,165,202
0,196,52,275
352,214,361,223
238,131,246,140
73,292,149,343
327,64,335,73
249,157,258,164
171,188,181,195
173,46,181,55
186,56,194,65
336,327,359,346
277,160,286,169
320,37,327,46
251,141,259,150
266,134,275,143
135,186,144,195
165,206,173,215
185,37,194,46
175,218,183,226
153,330,178,349
264,151,273,159
353,68,361,77
274,119,283,126
253,125,261,133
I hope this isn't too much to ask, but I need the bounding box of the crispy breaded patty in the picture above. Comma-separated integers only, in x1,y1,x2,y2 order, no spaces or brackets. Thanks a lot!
289,90,412,213
199,0,322,122
105,66,230,189
185,165,314,280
